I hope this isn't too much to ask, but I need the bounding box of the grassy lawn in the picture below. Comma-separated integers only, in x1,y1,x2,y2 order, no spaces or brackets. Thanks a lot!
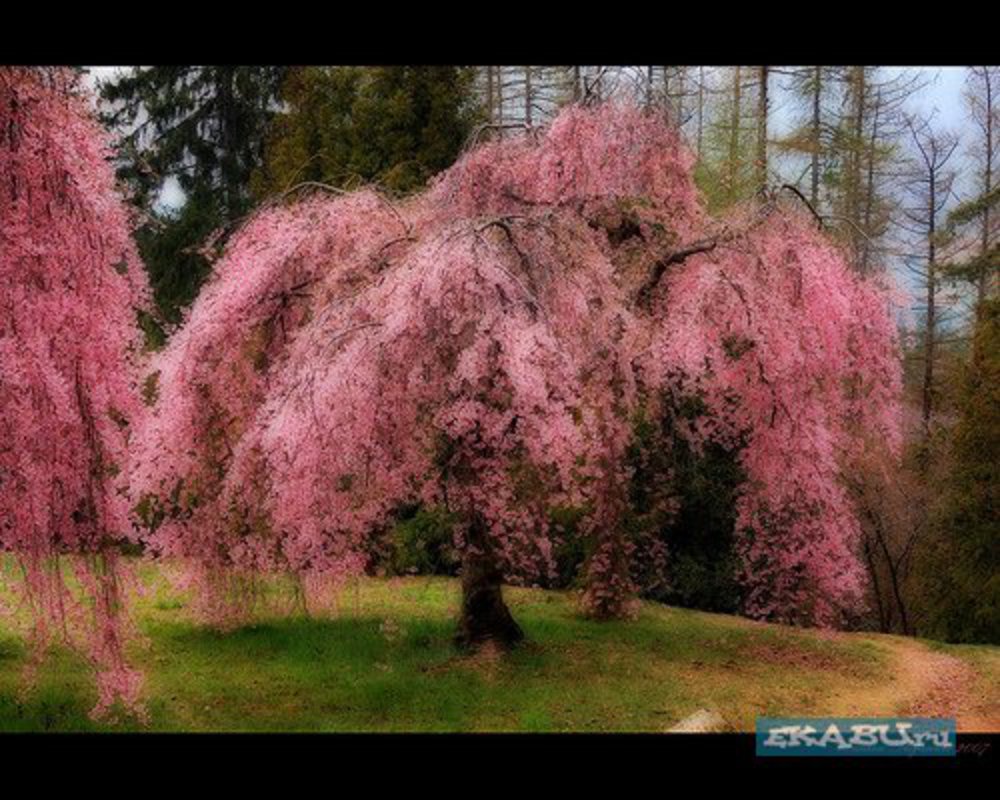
0,561,993,732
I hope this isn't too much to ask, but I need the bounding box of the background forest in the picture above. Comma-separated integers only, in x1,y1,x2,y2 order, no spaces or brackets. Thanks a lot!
88,65,998,646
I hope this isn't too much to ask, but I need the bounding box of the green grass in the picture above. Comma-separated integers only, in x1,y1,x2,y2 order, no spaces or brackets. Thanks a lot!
0,563,991,732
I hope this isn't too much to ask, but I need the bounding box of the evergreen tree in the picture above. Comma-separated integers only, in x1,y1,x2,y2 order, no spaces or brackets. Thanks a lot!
694,67,758,211
252,66,482,198
99,67,287,323
826,67,923,273
939,183,1000,311
922,299,1000,644
773,66,840,211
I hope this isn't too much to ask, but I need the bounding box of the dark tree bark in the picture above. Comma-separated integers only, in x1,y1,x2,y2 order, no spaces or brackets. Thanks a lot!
922,169,937,441
756,65,769,190
727,66,742,203
862,534,888,633
811,66,822,209
455,516,524,649
696,67,705,159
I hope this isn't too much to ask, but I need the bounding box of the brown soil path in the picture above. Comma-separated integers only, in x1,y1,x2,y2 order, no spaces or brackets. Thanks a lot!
837,637,1000,732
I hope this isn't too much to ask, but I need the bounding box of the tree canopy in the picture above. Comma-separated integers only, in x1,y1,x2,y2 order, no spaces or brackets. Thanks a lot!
0,67,151,718
132,103,903,637
251,66,482,198
99,67,288,323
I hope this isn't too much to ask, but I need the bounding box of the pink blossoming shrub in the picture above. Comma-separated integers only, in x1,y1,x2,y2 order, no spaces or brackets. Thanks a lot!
429,103,701,233
132,201,645,622
134,102,902,632
0,68,150,718
642,206,903,626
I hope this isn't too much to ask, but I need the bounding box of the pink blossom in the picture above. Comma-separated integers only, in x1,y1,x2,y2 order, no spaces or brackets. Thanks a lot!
0,68,151,717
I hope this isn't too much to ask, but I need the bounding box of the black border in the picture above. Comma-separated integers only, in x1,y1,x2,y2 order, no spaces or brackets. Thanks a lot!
4,8,997,67
3,12,997,778
2,731,997,774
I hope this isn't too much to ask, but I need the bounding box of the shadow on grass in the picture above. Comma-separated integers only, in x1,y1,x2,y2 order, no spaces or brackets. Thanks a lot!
0,634,108,732
0,606,753,732
138,614,523,731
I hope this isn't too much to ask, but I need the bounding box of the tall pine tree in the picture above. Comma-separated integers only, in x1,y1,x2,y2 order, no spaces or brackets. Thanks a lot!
251,66,482,199
99,67,287,324
922,299,1000,644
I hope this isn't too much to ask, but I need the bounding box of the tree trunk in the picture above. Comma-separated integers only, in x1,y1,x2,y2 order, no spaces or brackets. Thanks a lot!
486,66,495,126
523,66,533,128
863,534,888,633
860,91,881,274
496,67,505,133
727,66,742,203
811,66,821,208
455,517,523,649
676,67,686,125
922,164,938,442
980,70,993,309
756,65,769,190
848,67,867,266
697,67,706,159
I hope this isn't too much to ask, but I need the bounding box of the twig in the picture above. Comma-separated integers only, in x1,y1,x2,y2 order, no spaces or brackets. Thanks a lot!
465,122,541,150
779,184,825,229
634,239,718,307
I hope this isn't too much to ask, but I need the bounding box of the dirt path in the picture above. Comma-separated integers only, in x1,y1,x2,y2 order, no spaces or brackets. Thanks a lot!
838,637,1000,732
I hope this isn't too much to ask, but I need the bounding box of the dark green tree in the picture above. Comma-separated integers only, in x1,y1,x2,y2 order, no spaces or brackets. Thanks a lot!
627,386,747,613
99,67,287,324
938,185,1000,307
922,299,1000,644
251,66,482,198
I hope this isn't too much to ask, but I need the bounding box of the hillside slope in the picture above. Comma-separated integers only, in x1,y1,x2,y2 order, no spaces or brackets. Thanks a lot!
1,569,997,731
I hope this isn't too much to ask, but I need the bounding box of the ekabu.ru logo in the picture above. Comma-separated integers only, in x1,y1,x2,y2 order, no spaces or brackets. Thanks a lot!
756,717,956,757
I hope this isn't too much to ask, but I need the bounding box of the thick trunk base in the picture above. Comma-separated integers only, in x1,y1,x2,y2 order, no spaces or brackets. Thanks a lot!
454,521,524,649
455,573,524,649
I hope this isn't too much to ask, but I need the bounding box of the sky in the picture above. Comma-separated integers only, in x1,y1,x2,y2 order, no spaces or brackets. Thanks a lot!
909,67,967,125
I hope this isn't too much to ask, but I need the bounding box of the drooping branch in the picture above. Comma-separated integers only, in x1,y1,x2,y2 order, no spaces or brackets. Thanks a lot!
465,122,540,150
633,190,803,310
634,239,718,307
779,183,825,229
132,101,903,641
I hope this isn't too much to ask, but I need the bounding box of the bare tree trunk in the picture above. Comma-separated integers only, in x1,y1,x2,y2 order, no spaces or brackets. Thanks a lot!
455,516,524,649
486,67,495,125
756,65,769,190
218,67,237,217
860,91,881,274
922,169,938,439
676,67,686,125
811,66,822,208
496,67,505,135
904,117,958,460
524,66,533,127
874,523,912,635
848,67,867,265
863,535,889,632
727,66,742,202
981,71,994,308
697,66,705,159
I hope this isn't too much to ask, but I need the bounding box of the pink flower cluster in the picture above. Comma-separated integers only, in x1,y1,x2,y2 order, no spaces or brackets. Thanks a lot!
133,101,903,630
1,77,904,708
643,208,903,625
0,68,151,717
